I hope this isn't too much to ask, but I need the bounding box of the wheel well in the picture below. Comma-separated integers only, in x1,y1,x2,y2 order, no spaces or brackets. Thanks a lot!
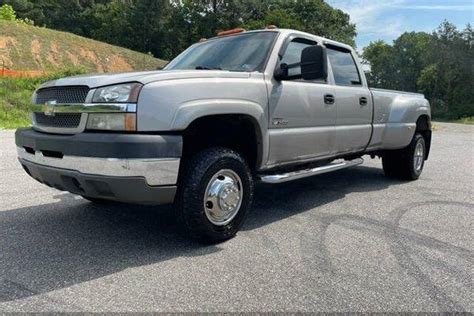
182,115,262,171
416,115,432,159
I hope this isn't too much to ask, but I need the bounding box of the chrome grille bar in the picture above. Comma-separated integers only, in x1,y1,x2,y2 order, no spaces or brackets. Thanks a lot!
30,103,137,113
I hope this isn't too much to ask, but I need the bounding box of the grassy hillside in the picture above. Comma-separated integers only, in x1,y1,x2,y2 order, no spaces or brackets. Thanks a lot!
0,21,169,129
0,20,167,72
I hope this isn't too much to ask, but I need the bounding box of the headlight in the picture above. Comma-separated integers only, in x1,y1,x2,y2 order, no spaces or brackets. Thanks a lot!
92,83,143,103
87,113,136,131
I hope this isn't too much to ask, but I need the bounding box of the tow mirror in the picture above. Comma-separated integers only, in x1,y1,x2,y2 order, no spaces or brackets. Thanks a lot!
274,45,328,81
274,63,289,80
301,45,327,81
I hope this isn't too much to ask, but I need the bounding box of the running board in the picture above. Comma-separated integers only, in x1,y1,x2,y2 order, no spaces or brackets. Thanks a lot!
259,158,364,184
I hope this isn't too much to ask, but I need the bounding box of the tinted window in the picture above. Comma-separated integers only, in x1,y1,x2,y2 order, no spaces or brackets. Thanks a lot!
280,38,316,77
327,47,361,86
165,32,277,72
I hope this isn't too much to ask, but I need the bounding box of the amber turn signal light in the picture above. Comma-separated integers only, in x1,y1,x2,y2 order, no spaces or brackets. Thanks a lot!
217,28,245,36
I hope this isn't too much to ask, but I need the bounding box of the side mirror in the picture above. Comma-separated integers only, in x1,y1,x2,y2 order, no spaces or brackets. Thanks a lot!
274,63,289,80
301,45,327,81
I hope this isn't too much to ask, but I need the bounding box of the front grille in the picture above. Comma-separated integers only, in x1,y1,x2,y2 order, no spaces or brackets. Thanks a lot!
34,112,82,128
35,86,89,104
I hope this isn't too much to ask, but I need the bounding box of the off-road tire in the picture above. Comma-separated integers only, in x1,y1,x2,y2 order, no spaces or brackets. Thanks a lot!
175,147,254,243
382,133,426,180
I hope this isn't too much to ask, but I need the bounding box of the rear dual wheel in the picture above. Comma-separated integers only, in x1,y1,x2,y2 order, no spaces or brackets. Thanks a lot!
382,132,426,180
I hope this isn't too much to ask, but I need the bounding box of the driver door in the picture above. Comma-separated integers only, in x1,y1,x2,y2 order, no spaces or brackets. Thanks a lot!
266,36,336,166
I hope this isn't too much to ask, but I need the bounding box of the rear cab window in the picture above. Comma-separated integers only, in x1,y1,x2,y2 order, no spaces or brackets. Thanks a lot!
326,45,362,86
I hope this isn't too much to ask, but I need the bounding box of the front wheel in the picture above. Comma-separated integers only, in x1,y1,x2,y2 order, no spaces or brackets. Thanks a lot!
175,147,254,243
382,133,426,180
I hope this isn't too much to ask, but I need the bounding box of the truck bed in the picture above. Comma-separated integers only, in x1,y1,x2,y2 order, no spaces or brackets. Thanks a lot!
370,87,425,98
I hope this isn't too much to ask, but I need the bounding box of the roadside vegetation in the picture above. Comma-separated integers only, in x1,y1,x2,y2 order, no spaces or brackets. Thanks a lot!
0,1,472,128
0,69,84,129
0,1,357,59
0,3,166,129
450,117,474,125
0,19,166,73
363,22,473,121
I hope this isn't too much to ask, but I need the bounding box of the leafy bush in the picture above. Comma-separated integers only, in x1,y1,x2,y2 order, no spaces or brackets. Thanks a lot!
0,4,15,21
0,3,33,25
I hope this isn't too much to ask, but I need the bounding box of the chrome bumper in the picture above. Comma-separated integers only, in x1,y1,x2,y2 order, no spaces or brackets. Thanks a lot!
17,147,180,186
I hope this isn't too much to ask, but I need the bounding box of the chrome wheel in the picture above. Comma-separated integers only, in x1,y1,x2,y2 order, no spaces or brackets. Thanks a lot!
204,169,243,226
413,141,424,172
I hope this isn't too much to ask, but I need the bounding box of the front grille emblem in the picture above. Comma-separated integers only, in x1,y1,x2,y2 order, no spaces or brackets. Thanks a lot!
44,100,57,117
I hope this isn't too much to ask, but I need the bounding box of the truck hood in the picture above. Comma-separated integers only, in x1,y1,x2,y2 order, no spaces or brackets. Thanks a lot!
39,70,252,89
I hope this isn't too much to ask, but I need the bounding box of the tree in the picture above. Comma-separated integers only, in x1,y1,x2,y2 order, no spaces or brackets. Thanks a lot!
364,21,474,120
1,0,357,58
87,1,135,48
418,22,473,119
362,40,396,89
391,32,431,92
0,4,16,20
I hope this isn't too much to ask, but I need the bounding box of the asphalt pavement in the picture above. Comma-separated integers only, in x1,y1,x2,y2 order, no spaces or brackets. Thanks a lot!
0,122,472,312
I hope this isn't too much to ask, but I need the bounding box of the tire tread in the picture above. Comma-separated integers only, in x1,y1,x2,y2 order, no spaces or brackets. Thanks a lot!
175,147,253,243
382,133,425,180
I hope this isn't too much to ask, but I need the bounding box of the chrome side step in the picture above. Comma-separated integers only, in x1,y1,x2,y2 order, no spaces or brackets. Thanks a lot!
259,158,364,184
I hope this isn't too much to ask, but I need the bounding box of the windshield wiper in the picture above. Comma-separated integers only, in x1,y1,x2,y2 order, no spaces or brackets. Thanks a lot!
195,66,222,70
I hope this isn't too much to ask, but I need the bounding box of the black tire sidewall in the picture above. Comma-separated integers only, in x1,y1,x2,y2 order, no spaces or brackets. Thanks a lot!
178,148,253,242
198,155,252,235
407,133,426,179
382,132,427,180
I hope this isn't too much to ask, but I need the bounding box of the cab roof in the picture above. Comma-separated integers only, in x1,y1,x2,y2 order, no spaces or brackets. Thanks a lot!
208,28,354,52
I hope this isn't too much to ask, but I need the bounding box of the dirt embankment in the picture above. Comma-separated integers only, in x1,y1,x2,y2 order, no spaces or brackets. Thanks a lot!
0,20,166,75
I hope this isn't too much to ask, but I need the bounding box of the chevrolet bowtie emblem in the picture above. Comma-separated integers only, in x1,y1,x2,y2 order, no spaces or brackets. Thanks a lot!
44,100,57,116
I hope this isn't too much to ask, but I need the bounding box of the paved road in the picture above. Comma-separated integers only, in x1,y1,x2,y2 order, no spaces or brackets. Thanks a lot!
0,123,472,312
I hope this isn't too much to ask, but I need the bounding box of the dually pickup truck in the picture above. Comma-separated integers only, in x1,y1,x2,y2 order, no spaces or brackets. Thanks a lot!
16,28,431,242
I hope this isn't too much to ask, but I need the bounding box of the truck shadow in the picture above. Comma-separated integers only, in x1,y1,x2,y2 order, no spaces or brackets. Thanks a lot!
0,165,406,303
246,165,396,230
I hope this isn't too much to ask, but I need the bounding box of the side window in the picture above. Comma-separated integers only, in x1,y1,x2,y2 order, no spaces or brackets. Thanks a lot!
326,47,361,86
280,38,316,78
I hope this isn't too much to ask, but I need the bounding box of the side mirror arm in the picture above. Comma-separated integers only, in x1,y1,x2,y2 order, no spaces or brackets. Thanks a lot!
274,62,302,81
274,63,289,81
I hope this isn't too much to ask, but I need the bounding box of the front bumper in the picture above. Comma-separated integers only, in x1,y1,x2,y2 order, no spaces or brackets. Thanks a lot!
15,128,182,204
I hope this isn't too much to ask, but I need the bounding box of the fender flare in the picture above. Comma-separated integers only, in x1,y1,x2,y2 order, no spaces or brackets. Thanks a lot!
170,98,268,168
170,99,265,130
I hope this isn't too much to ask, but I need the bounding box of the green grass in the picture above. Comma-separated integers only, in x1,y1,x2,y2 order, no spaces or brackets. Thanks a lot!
433,116,474,126
451,116,474,125
0,69,85,129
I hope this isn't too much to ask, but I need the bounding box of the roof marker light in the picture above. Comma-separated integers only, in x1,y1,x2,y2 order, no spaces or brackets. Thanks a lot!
217,28,245,36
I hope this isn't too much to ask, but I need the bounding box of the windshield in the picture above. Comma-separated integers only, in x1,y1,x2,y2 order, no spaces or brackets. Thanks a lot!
164,32,278,72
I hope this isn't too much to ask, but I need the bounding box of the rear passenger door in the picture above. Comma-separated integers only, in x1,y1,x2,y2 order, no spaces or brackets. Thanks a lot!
326,45,373,154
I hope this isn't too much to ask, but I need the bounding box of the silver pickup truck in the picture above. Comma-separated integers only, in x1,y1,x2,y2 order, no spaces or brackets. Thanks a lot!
15,28,431,242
